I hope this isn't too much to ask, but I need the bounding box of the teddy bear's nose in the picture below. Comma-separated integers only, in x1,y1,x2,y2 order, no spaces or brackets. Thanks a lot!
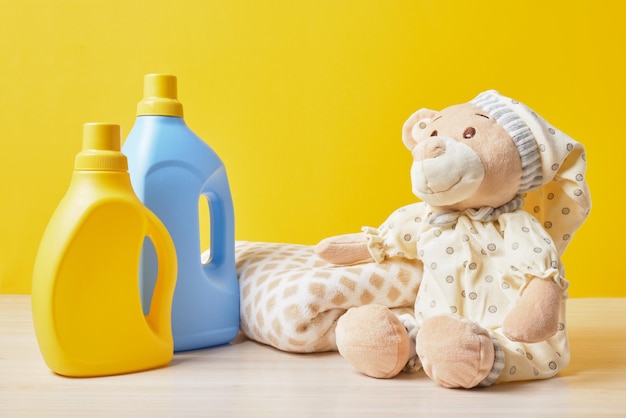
414,138,446,160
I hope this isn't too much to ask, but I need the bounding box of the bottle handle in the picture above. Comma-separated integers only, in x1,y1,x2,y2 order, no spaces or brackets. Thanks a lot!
201,190,235,269
143,210,177,340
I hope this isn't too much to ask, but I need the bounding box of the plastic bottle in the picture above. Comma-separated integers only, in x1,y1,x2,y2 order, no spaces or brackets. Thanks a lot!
122,74,239,352
31,123,177,377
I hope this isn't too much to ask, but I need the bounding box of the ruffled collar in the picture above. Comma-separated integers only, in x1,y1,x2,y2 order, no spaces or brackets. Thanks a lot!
427,195,525,227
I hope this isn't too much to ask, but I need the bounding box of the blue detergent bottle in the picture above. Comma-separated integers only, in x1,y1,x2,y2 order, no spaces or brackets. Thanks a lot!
122,74,239,352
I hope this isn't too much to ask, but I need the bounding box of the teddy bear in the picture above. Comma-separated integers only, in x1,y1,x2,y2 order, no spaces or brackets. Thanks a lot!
315,90,591,388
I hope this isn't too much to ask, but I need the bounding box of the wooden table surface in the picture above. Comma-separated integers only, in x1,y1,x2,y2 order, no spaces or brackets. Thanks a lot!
1,295,625,417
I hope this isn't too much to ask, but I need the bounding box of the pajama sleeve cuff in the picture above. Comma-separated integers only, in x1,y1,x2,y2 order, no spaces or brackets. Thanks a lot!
362,226,387,263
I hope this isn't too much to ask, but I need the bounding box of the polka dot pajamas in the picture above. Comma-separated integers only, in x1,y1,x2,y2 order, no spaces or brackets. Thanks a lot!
365,202,570,384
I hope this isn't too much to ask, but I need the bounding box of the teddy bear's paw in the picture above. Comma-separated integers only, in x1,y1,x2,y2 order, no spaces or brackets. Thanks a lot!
314,232,372,265
336,304,411,379
502,307,559,343
416,315,495,389
502,278,562,343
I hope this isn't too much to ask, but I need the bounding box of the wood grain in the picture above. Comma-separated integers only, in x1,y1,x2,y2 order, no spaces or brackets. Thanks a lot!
1,295,625,417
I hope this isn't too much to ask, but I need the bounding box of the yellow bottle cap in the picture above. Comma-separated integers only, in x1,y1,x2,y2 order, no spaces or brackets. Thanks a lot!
74,123,128,171
136,74,184,117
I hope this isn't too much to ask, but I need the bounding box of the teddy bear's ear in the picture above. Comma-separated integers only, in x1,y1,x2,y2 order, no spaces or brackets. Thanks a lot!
402,108,437,150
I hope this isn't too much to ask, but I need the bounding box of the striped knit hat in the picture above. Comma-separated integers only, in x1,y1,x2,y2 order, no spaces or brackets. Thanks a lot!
471,90,543,193
470,90,591,255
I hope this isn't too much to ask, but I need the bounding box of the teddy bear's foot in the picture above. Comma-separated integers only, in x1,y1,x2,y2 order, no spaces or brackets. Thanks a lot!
336,304,411,379
416,315,495,389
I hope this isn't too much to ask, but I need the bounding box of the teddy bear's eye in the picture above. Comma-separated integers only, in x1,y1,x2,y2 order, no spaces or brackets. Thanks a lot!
430,130,438,137
463,127,476,139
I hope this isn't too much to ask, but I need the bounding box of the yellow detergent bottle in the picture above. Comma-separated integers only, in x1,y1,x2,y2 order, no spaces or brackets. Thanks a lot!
31,123,177,377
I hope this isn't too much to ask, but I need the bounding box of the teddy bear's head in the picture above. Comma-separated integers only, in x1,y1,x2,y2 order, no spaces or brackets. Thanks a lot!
402,102,526,211
401,90,590,255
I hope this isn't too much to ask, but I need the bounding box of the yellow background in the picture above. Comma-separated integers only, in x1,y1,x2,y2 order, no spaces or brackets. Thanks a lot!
1,1,622,296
